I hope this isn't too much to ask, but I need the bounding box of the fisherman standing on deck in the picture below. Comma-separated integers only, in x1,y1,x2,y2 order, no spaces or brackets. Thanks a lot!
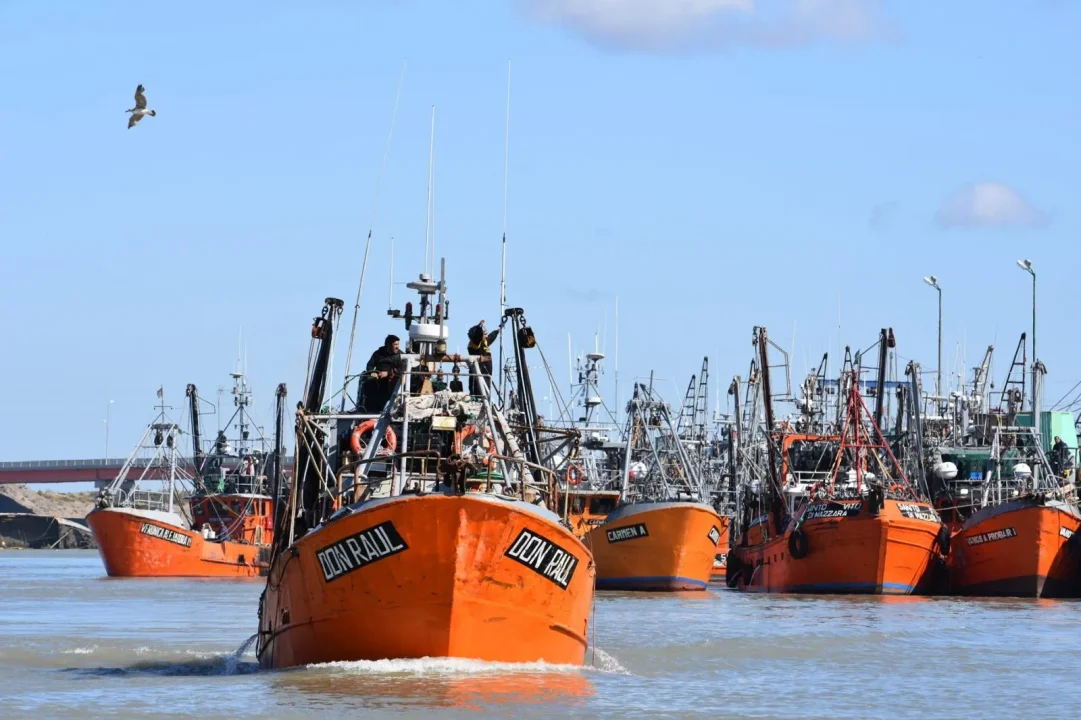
467,319,504,396
360,334,402,413
1051,435,1072,477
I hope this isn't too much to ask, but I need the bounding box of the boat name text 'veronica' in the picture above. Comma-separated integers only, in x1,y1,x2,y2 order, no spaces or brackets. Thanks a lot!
606,523,649,544
897,504,939,523
315,521,408,583
966,527,1017,546
504,528,579,590
140,522,192,548
804,502,862,521
708,526,721,546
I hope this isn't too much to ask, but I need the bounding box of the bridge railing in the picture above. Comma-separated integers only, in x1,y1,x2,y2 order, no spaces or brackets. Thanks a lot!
0,457,296,470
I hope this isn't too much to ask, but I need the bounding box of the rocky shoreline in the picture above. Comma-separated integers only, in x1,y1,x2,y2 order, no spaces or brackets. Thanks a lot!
0,485,96,549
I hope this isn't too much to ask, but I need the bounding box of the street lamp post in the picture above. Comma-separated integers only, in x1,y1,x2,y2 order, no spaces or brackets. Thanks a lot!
105,399,114,463
923,276,942,407
1017,259,1036,409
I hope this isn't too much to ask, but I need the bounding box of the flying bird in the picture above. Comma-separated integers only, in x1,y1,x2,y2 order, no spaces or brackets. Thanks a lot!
126,84,157,129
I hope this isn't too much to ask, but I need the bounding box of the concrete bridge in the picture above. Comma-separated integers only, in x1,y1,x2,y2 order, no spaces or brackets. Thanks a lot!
0,458,295,485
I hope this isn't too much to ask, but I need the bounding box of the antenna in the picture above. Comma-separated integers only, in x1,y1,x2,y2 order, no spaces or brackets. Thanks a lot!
501,59,511,313
614,295,620,422
568,332,573,391
430,133,436,276
388,236,395,309
423,105,435,275
498,60,512,391
341,60,407,407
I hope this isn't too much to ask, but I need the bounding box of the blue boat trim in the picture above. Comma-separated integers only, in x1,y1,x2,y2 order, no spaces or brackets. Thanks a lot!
786,581,915,593
596,575,709,589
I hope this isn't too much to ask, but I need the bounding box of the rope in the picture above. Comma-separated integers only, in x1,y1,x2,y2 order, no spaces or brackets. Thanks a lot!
590,563,598,667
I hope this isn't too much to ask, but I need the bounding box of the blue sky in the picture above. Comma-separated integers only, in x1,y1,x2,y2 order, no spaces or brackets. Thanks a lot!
1,0,1079,462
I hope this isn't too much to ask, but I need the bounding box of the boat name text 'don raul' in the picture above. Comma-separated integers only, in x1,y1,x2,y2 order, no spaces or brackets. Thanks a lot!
316,521,409,582
504,528,579,590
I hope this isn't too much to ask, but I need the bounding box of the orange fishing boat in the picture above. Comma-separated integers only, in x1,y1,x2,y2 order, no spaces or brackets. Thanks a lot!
952,499,1081,597
88,374,287,578
729,496,942,593
257,268,594,669
729,328,944,594
577,381,722,591
588,500,723,590
946,426,1081,597
914,337,1081,597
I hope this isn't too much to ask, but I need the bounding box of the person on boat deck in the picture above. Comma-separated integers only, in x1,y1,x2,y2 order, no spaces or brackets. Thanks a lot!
467,319,503,396
449,365,465,393
1051,436,1072,476
360,334,402,413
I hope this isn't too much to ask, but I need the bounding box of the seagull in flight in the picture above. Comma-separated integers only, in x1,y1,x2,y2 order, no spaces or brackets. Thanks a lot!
126,85,157,129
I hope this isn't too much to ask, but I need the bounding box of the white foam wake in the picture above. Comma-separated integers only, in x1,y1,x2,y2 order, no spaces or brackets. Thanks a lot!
308,649,632,677
587,646,631,675
308,656,584,676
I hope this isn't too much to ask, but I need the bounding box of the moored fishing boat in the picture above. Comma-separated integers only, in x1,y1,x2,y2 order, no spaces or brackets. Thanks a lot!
589,500,724,590
257,264,594,669
728,327,944,594
585,381,722,591
87,373,285,578
948,427,1081,597
914,335,1081,597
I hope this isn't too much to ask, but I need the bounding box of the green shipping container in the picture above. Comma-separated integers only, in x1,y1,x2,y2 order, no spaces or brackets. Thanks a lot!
1015,411,1078,452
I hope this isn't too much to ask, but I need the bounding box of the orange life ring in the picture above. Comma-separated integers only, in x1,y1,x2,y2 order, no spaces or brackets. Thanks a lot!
565,464,584,487
456,425,496,464
350,419,398,456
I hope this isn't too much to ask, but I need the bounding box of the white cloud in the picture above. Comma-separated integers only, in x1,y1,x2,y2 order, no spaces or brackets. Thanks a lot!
522,0,891,52
935,182,1048,229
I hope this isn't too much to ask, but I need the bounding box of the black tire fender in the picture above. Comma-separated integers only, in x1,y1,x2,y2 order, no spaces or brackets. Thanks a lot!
936,524,951,557
788,529,809,559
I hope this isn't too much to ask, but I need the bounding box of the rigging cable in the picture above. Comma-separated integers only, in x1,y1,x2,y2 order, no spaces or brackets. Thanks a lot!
341,60,408,409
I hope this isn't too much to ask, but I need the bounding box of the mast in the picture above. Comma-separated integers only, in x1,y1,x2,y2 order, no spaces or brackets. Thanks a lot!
873,328,889,432
296,298,344,539
270,382,287,537
755,327,784,530
185,383,204,482
727,376,741,503
423,105,435,276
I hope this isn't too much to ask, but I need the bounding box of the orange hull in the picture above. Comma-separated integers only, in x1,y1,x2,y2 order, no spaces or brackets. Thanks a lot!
730,499,941,594
587,502,723,591
86,507,266,578
950,499,1081,598
257,493,594,669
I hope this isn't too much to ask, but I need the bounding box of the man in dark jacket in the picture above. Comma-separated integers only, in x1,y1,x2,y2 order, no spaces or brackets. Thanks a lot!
1051,435,1071,477
360,334,402,412
467,320,501,396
